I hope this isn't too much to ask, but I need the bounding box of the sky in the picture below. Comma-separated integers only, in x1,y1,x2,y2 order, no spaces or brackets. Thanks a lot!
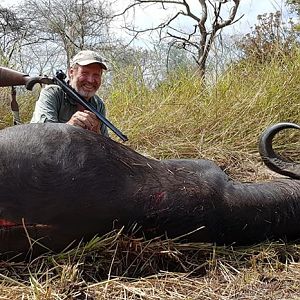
2,0,290,27
1,0,293,44
232,0,290,33
1,0,294,75
106,0,292,47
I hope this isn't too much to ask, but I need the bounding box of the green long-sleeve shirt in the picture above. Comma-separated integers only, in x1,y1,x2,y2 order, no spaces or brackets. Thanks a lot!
30,84,109,136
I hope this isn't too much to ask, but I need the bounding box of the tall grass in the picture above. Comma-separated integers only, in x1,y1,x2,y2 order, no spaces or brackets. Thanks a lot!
107,52,300,176
1,52,299,178
0,87,38,129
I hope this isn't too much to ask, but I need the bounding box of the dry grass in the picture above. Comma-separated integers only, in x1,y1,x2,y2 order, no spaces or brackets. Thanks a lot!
0,52,300,299
0,86,37,129
1,233,300,299
108,54,300,169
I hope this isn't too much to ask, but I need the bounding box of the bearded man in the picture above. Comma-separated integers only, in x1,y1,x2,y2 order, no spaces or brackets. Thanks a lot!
31,50,109,136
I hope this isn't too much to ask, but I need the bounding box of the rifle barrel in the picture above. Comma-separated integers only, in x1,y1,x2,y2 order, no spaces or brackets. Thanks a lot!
54,74,128,142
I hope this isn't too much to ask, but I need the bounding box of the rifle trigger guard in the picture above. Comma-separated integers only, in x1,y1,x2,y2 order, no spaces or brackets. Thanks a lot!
25,76,54,91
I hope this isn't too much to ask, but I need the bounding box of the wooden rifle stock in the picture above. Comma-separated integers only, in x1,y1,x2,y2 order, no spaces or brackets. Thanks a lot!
0,66,52,90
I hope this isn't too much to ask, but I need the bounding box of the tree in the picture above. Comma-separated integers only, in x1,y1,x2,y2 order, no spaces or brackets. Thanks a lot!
0,5,30,68
237,11,300,63
286,0,300,15
115,0,241,79
107,41,194,89
286,0,300,30
20,0,115,67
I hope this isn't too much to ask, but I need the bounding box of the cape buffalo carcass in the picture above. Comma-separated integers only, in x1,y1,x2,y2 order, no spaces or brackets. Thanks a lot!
0,122,299,258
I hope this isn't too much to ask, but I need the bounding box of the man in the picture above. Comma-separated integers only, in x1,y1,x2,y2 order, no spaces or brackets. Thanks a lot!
31,50,109,136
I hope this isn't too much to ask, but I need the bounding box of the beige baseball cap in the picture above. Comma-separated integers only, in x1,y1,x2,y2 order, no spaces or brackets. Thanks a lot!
70,50,108,70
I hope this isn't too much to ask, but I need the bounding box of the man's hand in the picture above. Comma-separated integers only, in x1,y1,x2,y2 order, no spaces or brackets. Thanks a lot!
67,110,100,133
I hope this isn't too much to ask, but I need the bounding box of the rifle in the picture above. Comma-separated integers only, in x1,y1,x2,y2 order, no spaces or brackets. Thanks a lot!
0,66,128,142
0,66,53,88
53,70,128,142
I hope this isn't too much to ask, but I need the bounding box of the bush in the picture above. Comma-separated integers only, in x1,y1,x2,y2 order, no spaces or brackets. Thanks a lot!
237,12,300,63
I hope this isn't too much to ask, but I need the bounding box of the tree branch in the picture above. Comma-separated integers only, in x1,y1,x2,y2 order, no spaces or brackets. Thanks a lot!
116,0,242,79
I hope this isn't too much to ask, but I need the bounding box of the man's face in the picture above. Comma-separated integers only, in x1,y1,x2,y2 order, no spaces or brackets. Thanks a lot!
68,63,103,100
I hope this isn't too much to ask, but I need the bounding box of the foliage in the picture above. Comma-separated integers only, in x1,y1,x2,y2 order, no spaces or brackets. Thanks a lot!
0,5,29,68
286,0,300,31
237,11,300,63
22,0,114,67
0,0,115,74
286,0,300,16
